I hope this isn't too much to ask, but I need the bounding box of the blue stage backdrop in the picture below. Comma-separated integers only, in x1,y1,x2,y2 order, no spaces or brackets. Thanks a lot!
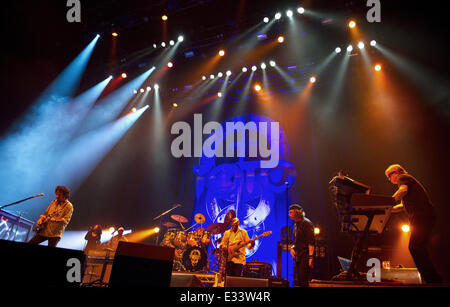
192,114,297,280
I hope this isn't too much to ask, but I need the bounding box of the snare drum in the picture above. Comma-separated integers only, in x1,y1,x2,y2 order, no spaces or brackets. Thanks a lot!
160,231,176,247
200,231,211,246
174,231,187,249
187,231,199,247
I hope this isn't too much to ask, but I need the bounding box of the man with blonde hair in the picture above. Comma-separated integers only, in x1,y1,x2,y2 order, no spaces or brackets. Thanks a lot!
386,164,442,283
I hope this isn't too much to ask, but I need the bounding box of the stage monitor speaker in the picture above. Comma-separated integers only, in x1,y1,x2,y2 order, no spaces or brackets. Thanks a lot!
170,273,203,287
0,239,85,287
108,241,174,287
381,268,422,284
226,276,269,287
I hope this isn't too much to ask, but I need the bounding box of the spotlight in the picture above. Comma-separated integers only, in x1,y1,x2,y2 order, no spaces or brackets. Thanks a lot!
140,88,145,93
121,73,127,78
154,227,160,233
309,76,317,83
335,47,342,53
217,92,222,97
286,10,293,17
358,41,365,49
153,43,157,48
260,62,266,69
154,84,159,90
314,227,320,235
178,35,184,42
133,90,138,94
348,20,356,29
277,36,285,43
146,86,151,91
374,64,382,71
297,7,305,14
169,40,175,46
347,45,353,52
219,49,225,57
167,61,173,68
161,42,166,47
226,70,232,76
254,84,262,91
112,32,118,37
269,60,276,67
108,227,115,232
401,224,410,233
251,66,257,71
173,103,178,108
210,74,215,79
131,107,137,113
263,17,269,23
202,76,207,80
242,67,248,72
218,72,223,78
370,40,377,46
162,15,168,21
275,12,282,20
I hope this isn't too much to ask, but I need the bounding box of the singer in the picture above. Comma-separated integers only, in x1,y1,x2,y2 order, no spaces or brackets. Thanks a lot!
29,186,73,247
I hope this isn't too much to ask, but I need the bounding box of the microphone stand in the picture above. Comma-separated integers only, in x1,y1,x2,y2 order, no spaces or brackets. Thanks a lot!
152,204,180,245
0,193,44,210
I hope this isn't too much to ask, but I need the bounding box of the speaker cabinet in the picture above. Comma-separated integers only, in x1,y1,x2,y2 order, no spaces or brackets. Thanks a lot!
225,276,269,287
0,239,85,287
171,273,204,287
109,241,174,287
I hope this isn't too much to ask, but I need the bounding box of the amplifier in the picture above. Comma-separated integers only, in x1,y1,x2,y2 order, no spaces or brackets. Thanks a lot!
243,259,272,279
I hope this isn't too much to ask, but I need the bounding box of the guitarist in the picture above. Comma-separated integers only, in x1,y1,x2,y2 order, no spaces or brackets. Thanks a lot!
289,204,315,287
29,186,73,247
220,218,255,277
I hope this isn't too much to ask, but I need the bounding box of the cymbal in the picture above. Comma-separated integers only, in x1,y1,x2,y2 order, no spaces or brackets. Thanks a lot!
194,213,206,224
162,222,176,227
207,223,228,234
171,214,188,223
224,210,236,227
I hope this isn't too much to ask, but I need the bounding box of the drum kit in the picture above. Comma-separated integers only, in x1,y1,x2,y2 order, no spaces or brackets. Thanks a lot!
160,212,230,272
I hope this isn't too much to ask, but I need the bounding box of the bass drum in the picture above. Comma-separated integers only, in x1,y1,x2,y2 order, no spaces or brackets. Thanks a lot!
182,246,207,272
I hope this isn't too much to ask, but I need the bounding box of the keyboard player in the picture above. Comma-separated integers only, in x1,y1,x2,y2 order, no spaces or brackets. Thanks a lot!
385,164,442,283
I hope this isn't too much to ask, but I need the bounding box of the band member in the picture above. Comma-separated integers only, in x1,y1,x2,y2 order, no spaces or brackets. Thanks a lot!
386,164,442,283
289,204,315,287
106,227,128,252
29,185,73,247
84,224,102,253
220,218,254,277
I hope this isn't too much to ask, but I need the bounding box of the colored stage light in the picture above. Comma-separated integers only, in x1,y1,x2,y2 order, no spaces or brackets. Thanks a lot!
154,227,160,233
401,224,410,233
297,7,305,14
286,10,293,17
242,67,247,72
275,12,282,20
121,73,127,78
347,45,353,52
218,72,223,78
374,64,382,71
260,63,267,69
335,47,342,53
162,15,168,21
349,20,356,28
210,74,215,79
226,70,232,76
314,227,320,235
219,49,225,57
263,17,269,23
178,35,184,42
108,227,115,232
254,84,262,92
217,92,222,97
131,107,137,113
167,62,173,68
173,103,178,107
202,76,207,80
370,40,377,46
251,66,257,71
278,36,285,43
309,76,316,83
112,32,118,37
358,42,365,49
269,60,276,67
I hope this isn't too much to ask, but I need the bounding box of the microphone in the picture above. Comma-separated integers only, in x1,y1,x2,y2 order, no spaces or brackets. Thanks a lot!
174,203,182,208
34,193,45,197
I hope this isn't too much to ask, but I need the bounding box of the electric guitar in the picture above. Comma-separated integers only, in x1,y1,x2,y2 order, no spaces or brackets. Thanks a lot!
33,201,68,232
213,231,272,287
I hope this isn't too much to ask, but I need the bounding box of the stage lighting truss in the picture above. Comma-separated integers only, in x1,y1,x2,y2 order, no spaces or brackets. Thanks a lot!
335,40,377,54
199,59,277,82
153,35,185,49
